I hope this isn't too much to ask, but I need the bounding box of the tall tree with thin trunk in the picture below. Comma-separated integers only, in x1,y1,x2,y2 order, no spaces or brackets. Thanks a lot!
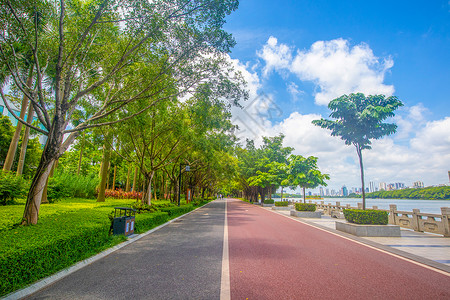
3,67,33,171
312,93,403,209
16,102,34,175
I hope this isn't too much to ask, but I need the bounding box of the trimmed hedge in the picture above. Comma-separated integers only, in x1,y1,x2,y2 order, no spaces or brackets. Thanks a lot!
134,212,170,233
343,209,388,225
159,205,194,217
275,201,289,207
0,209,126,296
264,199,275,204
295,203,316,211
0,197,213,297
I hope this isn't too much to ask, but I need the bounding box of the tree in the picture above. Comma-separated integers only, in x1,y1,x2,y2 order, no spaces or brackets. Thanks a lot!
1,0,245,224
285,155,329,203
312,93,403,209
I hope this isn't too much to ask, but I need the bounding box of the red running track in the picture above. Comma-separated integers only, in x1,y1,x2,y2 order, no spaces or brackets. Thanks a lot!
227,199,450,299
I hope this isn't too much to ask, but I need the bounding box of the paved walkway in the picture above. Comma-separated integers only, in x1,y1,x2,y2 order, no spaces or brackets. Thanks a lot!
6,198,449,300
262,204,450,270
230,200,450,299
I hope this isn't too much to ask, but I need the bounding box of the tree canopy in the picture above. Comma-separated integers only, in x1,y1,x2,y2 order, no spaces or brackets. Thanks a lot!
312,93,403,209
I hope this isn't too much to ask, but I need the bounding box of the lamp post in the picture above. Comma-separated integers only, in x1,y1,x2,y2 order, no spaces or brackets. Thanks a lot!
178,164,190,206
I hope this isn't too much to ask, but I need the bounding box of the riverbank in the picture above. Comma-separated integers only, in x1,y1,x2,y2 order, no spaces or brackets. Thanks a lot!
347,186,450,200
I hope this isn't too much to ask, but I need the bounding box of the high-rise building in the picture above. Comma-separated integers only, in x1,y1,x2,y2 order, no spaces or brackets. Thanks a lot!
319,187,324,197
341,186,348,197
394,182,405,190
413,181,424,188
369,181,375,193
379,182,387,191
325,188,330,196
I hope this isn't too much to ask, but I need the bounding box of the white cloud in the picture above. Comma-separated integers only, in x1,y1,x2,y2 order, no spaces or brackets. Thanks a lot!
257,36,293,78
394,103,429,139
286,82,304,102
258,37,395,105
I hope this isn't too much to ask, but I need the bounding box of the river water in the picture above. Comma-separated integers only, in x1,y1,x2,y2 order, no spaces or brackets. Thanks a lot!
281,198,450,215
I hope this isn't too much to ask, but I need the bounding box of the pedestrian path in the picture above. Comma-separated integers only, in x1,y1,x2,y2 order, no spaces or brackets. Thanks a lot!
229,200,449,299
261,205,450,271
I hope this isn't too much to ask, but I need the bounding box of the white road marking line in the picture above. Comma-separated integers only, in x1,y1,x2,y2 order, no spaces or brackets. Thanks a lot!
220,199,231,300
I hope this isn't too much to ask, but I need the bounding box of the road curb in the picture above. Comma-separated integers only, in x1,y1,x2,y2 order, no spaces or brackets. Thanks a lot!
2,201,216,300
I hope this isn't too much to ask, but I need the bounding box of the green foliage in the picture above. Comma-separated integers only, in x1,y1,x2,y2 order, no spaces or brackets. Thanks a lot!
264,199,275,204
0,115,43,179
343,209,388,225
295,203,316,211
47,173,100,201
312,93,403,149
365,186,450,200
0,116,14,163
130,201,158,213
0,171,28,205
134,212,169,234
159,205,194,217
275,201,289,207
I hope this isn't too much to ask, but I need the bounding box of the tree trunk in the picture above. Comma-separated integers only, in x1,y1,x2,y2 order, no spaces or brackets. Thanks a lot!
22,115,65,225
76,132,85,176
144,171,154,205
112,165,117,190
3,67,33,171
303,187,306,203
97,140,111,202
125,168,131,192
106,162,111,190
132,167,138,192
16,102,34,176
357,146,366,210
41,159,57,204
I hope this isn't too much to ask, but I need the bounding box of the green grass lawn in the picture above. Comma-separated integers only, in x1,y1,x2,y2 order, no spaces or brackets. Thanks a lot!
0,197,211,297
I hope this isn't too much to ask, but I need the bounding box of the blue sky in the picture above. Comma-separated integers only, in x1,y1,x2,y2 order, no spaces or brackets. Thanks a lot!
223,0,450,192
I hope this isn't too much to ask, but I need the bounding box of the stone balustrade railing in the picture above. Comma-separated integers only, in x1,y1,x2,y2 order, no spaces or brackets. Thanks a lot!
302,200,450,237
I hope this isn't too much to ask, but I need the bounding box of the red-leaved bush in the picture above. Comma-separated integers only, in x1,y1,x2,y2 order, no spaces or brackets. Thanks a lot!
104,189,142,200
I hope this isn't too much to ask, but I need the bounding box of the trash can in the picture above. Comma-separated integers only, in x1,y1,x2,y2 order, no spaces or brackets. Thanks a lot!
113,207,136,236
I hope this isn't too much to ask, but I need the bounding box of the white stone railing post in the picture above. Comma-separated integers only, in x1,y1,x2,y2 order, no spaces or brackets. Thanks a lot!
389,205,397,225
412,209,421,232
442,207,450,237
357,203,362,210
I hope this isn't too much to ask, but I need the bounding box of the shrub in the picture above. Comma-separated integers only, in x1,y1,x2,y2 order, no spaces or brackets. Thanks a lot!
275,201,289,207
48,173,100,201
264,199,274,204
343,209,388,225
0,209,127,296
0,171,28,205
105,189,142,200
159,205,194,217
295,203,316,211
134,212,169,233
130,201,158,214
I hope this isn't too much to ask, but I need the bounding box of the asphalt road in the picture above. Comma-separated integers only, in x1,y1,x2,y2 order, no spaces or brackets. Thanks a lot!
227,200,450,299
27,200,226,300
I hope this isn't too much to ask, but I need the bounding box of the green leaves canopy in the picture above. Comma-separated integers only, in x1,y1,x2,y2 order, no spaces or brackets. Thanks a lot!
312,93,403,150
